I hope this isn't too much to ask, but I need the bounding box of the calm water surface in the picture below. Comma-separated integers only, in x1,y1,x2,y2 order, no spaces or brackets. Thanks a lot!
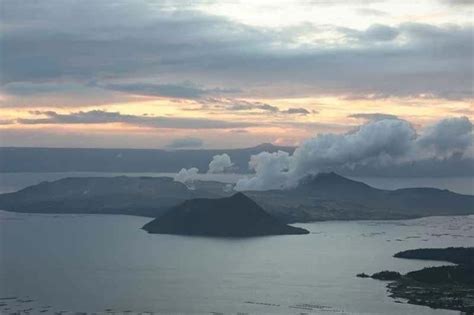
0,172,473,314
1,211,473,314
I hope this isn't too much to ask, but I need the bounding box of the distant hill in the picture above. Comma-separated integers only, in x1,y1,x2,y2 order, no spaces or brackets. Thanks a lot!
0,173,472,223
142,193,309,237
297,172,377,199
247,172,474,222
0,176,229,217
300,172,473,213
0,144,295,173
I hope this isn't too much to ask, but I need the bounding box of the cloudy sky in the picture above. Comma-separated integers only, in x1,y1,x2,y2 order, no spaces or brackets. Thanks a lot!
0,0,472,149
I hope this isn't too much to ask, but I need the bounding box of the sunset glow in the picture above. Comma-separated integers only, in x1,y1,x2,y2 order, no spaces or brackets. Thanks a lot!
1,0,472,148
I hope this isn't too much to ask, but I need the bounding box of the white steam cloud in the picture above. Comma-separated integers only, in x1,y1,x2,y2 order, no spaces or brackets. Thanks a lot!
208,153,233,173
174,167,199,189
235,117,473,191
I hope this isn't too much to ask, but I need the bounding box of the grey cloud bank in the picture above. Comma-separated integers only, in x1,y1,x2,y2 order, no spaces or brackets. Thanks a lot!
203,98,311,116
100,82,240,99
17,110,256,129
1,0,472,101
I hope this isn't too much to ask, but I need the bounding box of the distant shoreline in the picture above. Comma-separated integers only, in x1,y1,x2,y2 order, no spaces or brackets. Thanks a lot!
0,174,472,223
1,172,472,196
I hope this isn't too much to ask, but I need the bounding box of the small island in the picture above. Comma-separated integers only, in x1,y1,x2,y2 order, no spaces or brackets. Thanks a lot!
360,247,474,312
142,193,310,237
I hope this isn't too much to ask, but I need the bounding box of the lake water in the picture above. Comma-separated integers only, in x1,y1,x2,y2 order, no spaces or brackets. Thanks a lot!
1,212,473,315
0,173,473,314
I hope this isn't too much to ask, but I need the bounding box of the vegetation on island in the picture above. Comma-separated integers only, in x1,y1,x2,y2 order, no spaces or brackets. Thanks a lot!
360,247,474,312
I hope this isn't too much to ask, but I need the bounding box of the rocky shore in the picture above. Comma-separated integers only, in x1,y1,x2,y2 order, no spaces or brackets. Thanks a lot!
387,272,474,312
359,247,474,312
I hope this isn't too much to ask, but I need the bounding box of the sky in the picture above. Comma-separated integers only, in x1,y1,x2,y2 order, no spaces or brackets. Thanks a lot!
0,0,472,149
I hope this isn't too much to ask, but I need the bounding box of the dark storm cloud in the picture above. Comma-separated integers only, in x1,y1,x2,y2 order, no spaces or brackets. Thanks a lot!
17,110,256,129
1,0,472,101
166,137,204,149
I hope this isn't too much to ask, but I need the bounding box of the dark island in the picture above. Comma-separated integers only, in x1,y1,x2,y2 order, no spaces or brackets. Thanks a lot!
142,193,309,237
361,247,474,312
